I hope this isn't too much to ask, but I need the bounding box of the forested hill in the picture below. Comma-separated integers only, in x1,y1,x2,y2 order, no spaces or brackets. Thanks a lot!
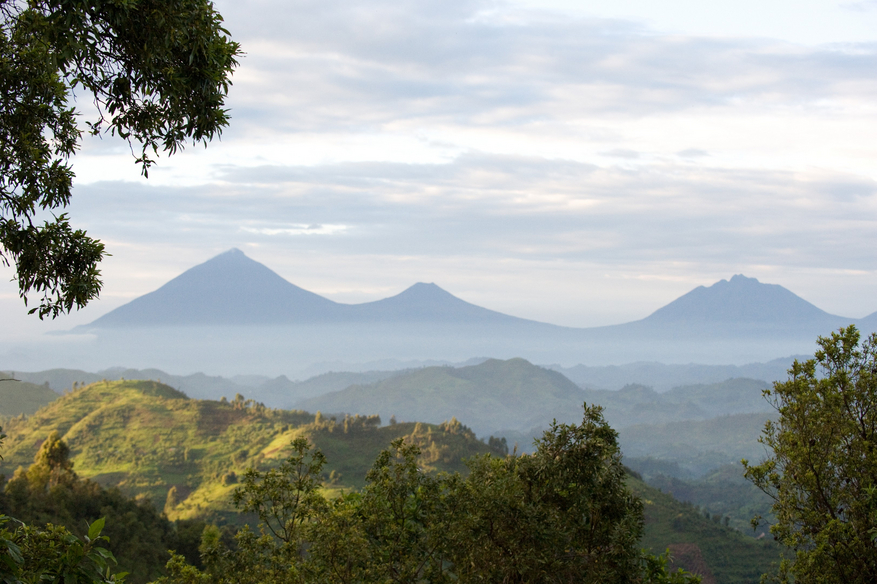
0,379,780,582
298,358,774,439
298,358,584,438
0,380,499,521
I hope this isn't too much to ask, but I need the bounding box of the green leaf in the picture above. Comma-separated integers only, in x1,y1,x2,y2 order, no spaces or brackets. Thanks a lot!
87,517,105,541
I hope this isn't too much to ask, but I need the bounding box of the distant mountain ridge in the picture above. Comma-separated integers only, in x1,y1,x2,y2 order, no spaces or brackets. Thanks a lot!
84,249,863,331
51,249,872,373
297,358,587,437
296,358,775,439
86,249,536,328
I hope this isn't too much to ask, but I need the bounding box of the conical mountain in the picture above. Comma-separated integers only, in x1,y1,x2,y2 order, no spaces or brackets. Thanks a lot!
85,251,535,328
349,282,531,323
638,274,846,328
88,249,341,327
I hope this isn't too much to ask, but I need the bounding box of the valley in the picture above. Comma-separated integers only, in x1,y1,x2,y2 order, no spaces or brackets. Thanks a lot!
0,376,780,582
1,251,859,582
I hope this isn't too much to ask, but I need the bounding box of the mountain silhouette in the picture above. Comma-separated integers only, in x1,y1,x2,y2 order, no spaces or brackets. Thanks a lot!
50,249,876,373
86,250,863,333
347,282,531,323
86,249,534,328
639,274,841,327
88,248,341,326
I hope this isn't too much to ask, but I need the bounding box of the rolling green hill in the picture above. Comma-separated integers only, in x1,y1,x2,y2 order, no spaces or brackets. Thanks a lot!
630,474,782,583
0,380,496,522
0,378,783,582
298,358,586,438
299,359,775,449
0,372,60,416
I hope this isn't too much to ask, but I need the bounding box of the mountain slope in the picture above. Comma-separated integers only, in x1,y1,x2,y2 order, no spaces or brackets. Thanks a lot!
630,475,781,584
84,250,540,329
88,248,341,326
0,373,59,416
348,282,533,323
298,358,590,437
0,380,494,521
640,274,843,327
857,310,877,334
83,249,864,334
61,249,874,369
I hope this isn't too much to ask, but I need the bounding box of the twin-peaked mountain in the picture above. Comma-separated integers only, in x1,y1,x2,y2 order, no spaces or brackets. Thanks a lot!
87,249,529,327
637,274,846,330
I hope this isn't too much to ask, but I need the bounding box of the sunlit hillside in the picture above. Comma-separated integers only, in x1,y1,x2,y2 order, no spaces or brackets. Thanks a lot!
0,380,497,521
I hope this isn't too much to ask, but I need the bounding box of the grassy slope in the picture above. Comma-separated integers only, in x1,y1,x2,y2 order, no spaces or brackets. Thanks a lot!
631,475,781,584
0,373,60,416
0,379,784,581
0,380,493,522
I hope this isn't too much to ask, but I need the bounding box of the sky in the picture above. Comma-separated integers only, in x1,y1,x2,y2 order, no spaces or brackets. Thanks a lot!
4,0,877,340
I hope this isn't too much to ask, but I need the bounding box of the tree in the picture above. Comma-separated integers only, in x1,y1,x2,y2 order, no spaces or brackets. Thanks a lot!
0,428,128,583
453,404,678,584
1,431,196,583
160,409,699,584
743,325,877,583
0,516,125,583
0,0,240,318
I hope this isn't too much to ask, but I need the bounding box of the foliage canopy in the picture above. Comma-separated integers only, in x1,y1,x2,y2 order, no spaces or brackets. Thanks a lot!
160,404,700,584
0,0,240,318
744,325,877,583
0,427,128,582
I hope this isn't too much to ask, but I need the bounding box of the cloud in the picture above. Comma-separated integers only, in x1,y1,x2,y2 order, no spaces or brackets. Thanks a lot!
213,0,877,138
240,224,349,236
677,148,708,158
602,149,640,159
69,154,877,269
841,1,877,12
8,0,877,338
54,149,877,330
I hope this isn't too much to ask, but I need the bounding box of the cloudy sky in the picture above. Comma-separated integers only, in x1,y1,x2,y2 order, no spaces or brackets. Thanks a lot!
4,0,877,339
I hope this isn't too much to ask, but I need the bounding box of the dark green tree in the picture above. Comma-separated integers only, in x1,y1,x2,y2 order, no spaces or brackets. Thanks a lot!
160,410,699,584
345,439,459,583
0,515,125,583
1,431,193,583
0,0,240,318
454,404,680,584
744,325,877,583
0,428,126,583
